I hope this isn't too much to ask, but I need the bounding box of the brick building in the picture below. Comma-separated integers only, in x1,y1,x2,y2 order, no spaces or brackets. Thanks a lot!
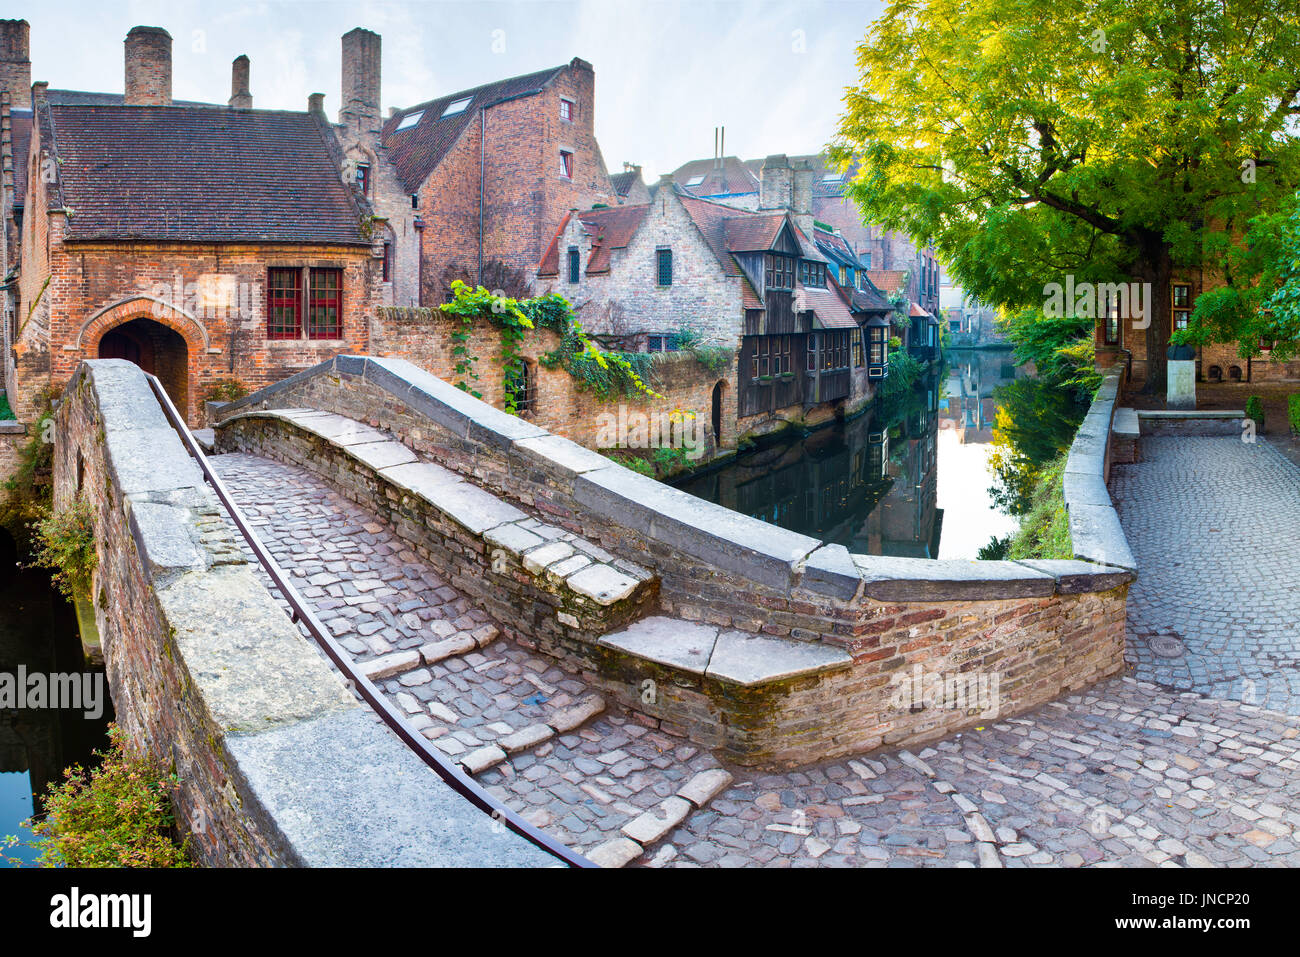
2,23,382,426
1094,265,1300,386
672,150,943,318
371,43,618,305
536,176,894,447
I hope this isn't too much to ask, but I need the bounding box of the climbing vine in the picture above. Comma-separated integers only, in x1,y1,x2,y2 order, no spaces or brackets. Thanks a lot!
439,282,662,409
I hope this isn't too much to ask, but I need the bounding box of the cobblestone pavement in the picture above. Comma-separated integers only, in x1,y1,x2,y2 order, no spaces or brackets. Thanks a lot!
1111,436,1300,713
211,451,1300,867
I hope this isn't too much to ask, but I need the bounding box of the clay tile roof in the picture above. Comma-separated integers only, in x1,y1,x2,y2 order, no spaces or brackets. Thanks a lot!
537,205,650,277
865,269,908,297
670,156,760,196
383,65,566,193
722,213,788,253
910,302,938,322
801,284,858,329
609,170,639,197
10,110,31,207
48,105,368,245
579,204,649,273
537,212,571,277
813,229,856,267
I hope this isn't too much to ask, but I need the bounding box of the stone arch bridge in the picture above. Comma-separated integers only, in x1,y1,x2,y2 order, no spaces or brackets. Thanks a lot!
50,357,1300,867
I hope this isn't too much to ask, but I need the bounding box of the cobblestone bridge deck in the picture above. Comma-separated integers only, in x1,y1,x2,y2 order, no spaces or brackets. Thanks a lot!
209,444,1300,868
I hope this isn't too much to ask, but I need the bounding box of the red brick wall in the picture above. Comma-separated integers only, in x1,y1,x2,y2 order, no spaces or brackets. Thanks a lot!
17,232,377,424
414,62,616,305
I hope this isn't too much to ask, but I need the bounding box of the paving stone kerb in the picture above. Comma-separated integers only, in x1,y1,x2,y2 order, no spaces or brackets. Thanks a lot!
57,360,555,867
215,356,1134,765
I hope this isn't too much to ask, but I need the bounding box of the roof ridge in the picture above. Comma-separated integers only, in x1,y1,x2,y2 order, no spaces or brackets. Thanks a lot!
391,63,568,118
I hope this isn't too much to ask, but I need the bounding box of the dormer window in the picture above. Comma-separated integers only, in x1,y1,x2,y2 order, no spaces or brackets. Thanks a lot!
560,98,574,122
798,261,826,287
355,162,370,196
441,97,472,118
394,110,424,131
567,247,580,284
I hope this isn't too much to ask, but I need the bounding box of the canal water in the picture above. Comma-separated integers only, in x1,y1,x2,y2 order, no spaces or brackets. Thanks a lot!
0,533,112,866
675,348,1024,560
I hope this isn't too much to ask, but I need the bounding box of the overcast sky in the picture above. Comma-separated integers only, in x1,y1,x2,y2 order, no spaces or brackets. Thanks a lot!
20,0,884,181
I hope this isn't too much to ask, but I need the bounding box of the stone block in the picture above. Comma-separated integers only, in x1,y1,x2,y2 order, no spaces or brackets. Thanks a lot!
566,564,639,606
706,630,851,687
599,616,718,675
621,796,693,846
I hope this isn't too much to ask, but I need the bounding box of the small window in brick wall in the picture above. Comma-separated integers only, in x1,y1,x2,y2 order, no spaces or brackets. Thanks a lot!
568,247,581,284
355,163,370,196
560,150,574,179
657,248,673,286
505,360,537,416
382,243,392,282
560,98,574,122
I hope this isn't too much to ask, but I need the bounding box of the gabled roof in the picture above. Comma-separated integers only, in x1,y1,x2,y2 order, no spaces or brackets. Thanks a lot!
383,64,567,193
609,170,640,197
671,155,759,197
537,204,650,276
722,213,790,253
48,105,368,245
10,110,31,207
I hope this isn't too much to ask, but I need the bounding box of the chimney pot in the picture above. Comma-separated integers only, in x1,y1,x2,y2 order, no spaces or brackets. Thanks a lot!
124,25,172,106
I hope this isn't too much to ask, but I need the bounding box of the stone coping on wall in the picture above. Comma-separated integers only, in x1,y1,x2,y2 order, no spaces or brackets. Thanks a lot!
1063,364,1138,572
69,360,555,867
1135,409,1248,437
219,355,1135,601
0,421,25,433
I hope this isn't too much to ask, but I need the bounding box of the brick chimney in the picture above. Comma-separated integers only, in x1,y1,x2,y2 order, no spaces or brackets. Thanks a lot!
124,26,172,106
760,154,792,211
340,28,381,132
0,19,31,110
792,159,815,236
229,54,252,109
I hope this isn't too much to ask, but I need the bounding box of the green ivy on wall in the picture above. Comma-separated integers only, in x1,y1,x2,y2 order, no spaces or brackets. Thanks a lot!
439,282,662,410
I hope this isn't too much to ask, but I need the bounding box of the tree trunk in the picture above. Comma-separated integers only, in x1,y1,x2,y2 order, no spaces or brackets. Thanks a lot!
1140,244,1174,395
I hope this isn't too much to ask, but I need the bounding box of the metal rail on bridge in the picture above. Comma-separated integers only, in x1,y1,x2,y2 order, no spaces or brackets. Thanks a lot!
146,375,594,869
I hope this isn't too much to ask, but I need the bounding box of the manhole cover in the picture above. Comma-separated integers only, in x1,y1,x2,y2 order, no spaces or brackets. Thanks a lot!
1149,635,1186,658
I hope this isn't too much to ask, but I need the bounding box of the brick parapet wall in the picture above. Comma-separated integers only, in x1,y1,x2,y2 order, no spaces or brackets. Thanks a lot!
55,358,555,865
216,356,1135,765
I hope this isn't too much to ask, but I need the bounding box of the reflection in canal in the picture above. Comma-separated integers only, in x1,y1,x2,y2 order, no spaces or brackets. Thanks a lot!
0,538,113,866
675,349,1024,560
